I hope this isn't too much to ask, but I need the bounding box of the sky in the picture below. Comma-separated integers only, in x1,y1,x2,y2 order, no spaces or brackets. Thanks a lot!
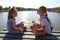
0,0,60,8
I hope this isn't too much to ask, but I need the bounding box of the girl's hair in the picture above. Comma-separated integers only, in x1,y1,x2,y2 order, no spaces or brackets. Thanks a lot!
8,7,17,19
38,6,46,13
39,6,51,24
45,13,51,24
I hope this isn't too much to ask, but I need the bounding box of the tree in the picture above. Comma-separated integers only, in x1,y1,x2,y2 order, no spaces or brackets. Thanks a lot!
0,5,2,10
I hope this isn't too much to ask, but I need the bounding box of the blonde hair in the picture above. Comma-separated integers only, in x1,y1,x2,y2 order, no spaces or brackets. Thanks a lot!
8,7,17,19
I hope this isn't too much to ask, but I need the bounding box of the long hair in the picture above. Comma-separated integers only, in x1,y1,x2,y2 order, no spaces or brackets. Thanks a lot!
39,6,51,24
8,7,17,19
45,13,51,24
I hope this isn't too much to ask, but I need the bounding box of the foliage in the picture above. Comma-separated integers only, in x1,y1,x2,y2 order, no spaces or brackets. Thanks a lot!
47,7,60,13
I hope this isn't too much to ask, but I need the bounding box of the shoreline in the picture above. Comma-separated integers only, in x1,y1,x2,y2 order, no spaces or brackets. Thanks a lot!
0,10,60,13
0,10,37,13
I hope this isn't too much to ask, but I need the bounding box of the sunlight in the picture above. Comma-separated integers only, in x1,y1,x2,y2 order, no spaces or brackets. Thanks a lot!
21,11,29,21
0,0,60,8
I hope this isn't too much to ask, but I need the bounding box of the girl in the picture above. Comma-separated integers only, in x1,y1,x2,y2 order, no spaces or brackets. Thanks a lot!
32,6,52,36
7,7,24,33
37,6,51,34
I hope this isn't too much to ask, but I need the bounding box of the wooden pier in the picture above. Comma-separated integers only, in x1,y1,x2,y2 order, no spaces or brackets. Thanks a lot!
0,30,60,40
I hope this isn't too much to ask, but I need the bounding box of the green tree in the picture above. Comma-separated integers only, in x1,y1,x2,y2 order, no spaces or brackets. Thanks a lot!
0,5,2,10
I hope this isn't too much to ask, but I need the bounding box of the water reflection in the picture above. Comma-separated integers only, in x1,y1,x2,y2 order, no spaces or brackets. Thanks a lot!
0,11,60,31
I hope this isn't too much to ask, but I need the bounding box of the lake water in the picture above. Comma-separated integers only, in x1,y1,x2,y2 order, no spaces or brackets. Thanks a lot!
0,11,60,31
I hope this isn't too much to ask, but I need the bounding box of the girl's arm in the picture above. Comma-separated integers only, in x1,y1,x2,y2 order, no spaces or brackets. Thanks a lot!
34,24,45,31
9,22,19,30
32,20,45,31
38,18,47,31
37,24,45,31
9,22,23,32
16,21,24,27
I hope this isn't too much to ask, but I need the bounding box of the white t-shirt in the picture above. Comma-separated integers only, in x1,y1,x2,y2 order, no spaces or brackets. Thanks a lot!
40,16,51,34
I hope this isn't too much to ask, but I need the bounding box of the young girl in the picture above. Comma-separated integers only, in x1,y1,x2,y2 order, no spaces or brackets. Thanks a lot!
7,7,24,33
32,6,52,36
38,6,52,34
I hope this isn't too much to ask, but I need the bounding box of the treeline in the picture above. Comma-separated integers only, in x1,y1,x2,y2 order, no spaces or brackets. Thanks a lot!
0,6,10,12
0,5,37,12
16,7,37,11
47,7,60,13
0,5,60,13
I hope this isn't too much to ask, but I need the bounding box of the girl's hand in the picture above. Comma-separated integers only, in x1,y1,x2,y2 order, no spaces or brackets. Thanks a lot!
36,28,43,31
32,21,35,23
17,21,24,26
34,24,43,31
18,27,23,32
19,21,24,24
32,21,39,26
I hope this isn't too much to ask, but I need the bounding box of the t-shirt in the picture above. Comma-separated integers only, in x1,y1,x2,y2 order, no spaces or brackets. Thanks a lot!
7,18,16,32
7,18,24,34
40,16,51,34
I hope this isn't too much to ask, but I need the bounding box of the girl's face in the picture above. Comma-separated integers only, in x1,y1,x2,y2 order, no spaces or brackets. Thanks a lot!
12,10,17,18
37,8,44,16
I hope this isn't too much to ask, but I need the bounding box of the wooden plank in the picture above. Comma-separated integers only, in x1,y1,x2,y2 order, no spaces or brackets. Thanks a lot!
23,35,35,38
0,31,60,40
0,38,35,40
0,31,60,34
0,36,60,40
0,33,60,38
0,34,35,39
0,31,60,36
